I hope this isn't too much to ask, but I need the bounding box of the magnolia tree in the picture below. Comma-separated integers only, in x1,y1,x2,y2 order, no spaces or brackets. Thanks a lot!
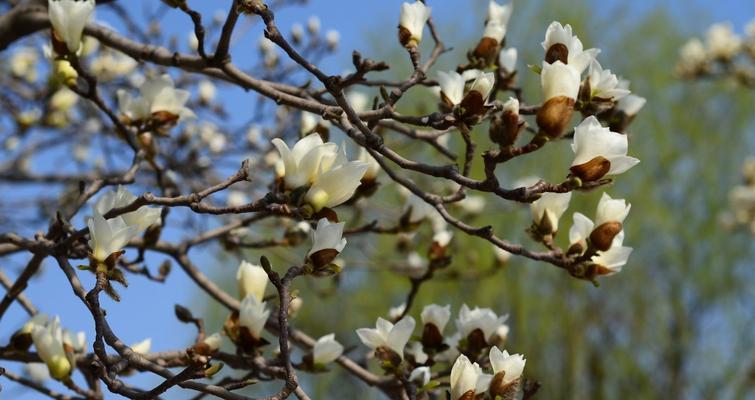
0,0,645,399
676,20,755,234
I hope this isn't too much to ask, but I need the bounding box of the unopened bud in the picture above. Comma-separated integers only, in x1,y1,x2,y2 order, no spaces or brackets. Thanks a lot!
536,96,575,138
570,156,610,182
589,221,622,251
54,60,78,87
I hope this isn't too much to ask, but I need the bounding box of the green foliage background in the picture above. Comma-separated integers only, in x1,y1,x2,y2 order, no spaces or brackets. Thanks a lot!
206,1,755,398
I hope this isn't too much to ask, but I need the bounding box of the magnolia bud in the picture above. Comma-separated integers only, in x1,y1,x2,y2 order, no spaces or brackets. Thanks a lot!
589,221,622,251
536,96,575,138
570,155,610,181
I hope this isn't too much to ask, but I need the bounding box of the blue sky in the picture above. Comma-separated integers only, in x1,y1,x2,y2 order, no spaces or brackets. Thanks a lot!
2,0,755,398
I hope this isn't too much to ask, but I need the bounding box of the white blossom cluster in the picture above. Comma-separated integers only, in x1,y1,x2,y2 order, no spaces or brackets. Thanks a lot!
676,20,755,78
356,303,526,399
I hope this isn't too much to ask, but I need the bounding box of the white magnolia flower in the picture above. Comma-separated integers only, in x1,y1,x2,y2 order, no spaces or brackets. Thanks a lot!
62,329,86,353
616,94,647,117
90,50,138,81
456,304,508,341
541,21,600,73
117,74,196,121
490,323,511,347
19,314,49,336
305,155,368,211
487,1,513,28
591,231,632,275
570,116,640,180
357,147,381,181
594,193,631,227
25,363,51,384
399,1,431,47
272,133,337,189
202,333,223,352
499,47,517,72
468,72,496,102
48,0,95,53
130,338,152,354
291,23,304,42
420,304,451,332
356,316,416,359
409,366,431,386
437,71,466,106
198,80,216,103
406,341,428,364
679,38,707,69
86,213,137,263
239,295,270,340
541,60,581,101
489,346,526,386
586,60,630,101
94,186,162,232
530,192,572,233
706,22,741,59
450,354,482,400
236,260,269,301
308,218,347,257
31,316,71,380
313,333,343,365
226,190,248,208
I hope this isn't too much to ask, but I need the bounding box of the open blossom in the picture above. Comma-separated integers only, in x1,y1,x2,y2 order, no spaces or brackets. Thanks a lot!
87,212,137,264
94,186,162,232
31,316,71,380
313,333,343,365
117,74,196,122
300,111,331,136
356,316,416,360
530,192,572,234
706,22,741,59
488,346,526,395
239,295,270,340
406,341,428,364
307,218,347,269
467,72,496,102
398,1,431,48
541,21,600,73
450,354,483,400
456,304,508,342
585,60,630,101
590,193,631,250
304,153,368,211
273,133,337,189
236,260,269,301
570,116,640,182
48,0,95,53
